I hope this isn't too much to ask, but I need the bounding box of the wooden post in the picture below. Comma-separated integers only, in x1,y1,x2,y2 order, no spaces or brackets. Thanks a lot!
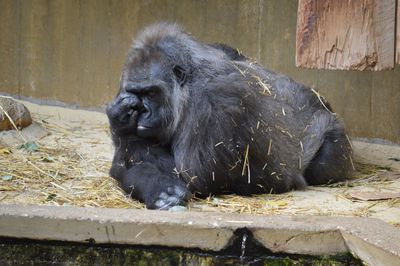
296,0,396,70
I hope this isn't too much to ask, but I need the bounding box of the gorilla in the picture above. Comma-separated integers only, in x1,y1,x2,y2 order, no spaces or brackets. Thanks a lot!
106,23,353,210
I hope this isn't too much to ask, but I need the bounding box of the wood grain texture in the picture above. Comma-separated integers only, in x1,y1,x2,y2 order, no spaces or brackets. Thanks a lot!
296,0,395,70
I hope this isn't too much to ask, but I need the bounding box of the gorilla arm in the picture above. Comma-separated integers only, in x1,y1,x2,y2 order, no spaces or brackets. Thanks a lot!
110,136,190,209
107,95,191,210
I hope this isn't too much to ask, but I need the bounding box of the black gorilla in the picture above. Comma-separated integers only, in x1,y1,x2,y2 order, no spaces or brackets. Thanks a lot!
106,23,353,210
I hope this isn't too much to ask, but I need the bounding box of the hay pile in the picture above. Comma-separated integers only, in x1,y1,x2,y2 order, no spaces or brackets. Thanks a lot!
0,141,142,209
0,105,143,209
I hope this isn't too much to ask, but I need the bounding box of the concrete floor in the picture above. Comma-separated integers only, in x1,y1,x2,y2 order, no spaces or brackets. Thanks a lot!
1,100,400,265
0,100,399,227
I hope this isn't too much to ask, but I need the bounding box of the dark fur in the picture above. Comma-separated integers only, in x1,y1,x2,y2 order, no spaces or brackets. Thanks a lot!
106,23,353,209
208,43,248,61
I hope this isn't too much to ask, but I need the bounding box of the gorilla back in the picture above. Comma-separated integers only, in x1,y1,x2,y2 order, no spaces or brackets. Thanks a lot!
106,23,353,210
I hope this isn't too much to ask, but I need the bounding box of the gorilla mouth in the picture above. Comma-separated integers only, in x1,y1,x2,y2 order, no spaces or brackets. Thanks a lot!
129,110,151,132
136,124,158,138
137,125,151,130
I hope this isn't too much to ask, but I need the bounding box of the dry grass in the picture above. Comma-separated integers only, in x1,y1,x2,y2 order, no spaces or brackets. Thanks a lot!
0,102,143,209
190,194,292,215
0,140,143,209
0,102,399,226
0,120,396,213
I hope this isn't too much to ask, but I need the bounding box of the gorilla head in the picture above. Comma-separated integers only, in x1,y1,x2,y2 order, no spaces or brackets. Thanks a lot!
108,51,183,139
106,23,353,210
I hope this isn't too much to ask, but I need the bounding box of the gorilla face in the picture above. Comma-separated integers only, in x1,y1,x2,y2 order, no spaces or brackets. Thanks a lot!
107,49,187,140
123,81,165,138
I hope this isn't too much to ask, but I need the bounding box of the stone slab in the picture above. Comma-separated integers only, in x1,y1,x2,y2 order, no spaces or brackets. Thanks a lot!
342,232,400,266
0,204,399,265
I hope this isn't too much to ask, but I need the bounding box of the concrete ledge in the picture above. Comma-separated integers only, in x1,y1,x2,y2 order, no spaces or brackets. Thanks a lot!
0,204,399,265
342,232,400,266
253,229,346,255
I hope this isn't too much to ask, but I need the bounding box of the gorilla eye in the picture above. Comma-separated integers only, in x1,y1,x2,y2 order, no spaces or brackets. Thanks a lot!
147,89,157,98
172,65,187,86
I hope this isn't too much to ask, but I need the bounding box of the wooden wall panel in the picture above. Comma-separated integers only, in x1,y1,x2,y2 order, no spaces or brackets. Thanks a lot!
0,0,20,95
0,0,399,143
18,0,52,100
397,2,400,64
296,0,396,70
371,70,400,142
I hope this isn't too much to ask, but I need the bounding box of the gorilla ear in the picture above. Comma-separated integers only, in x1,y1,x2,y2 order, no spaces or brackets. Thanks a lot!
172,65,187,86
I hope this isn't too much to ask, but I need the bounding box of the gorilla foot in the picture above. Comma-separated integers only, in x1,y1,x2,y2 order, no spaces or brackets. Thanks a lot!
146,179,192,210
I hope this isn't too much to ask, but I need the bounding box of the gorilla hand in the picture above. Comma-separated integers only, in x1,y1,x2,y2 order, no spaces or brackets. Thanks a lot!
147,177,192,210
119,162,192,210
106,92,141,135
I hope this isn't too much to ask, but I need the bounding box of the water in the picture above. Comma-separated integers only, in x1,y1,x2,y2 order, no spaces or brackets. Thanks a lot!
240,232,248,261
0,238,363,266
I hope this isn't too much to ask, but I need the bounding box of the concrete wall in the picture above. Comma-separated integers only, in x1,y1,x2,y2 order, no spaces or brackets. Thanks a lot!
0,0,399,143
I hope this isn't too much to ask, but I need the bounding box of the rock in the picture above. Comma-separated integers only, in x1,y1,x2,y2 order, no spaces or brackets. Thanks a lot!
0,97,32,131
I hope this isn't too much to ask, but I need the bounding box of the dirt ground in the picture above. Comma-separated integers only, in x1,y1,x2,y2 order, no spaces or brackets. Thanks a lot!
1,100,399,228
